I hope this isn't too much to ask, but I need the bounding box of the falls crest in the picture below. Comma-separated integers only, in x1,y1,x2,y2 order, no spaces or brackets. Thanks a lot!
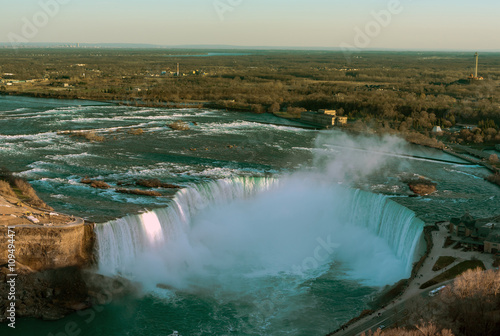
95,177,279,277
347,190,423,275
95,176,423,286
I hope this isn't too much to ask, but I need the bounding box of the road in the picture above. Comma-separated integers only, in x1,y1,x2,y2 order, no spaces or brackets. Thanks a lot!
333,287,439,336
330,222,495,336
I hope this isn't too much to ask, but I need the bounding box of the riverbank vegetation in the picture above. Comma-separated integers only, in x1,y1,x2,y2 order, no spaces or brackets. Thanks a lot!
363,323,453,336
1,49,499,149
399,268,500,336
0,167,52,209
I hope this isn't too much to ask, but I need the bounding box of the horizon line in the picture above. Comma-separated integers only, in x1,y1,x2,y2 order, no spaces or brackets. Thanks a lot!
0,42,499,53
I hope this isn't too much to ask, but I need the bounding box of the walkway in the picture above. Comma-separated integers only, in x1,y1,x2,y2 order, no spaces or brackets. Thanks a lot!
331,222,494,336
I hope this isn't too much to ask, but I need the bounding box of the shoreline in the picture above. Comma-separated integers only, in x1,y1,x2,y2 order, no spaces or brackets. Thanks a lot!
2,93,499,174
328,221,496,336
326,224,434,335
1,94,498,329
443,147,499,174
0,91,113,106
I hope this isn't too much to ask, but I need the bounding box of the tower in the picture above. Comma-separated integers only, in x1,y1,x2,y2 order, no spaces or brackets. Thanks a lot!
474,52,478,78
177,63,180,77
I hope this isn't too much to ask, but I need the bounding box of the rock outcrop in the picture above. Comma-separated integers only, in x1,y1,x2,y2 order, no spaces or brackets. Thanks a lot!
0,265,92,321
0,220,95,272
0,190,96,322
408,178,437,196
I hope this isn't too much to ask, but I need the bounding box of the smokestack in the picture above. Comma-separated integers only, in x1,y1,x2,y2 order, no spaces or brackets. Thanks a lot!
177,63,180,77
475,52,478,78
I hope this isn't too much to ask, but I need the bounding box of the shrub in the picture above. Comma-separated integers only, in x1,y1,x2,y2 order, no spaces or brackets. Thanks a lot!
361,323,453,336
0,180,16,198
0,166,15,183
13,178,52,209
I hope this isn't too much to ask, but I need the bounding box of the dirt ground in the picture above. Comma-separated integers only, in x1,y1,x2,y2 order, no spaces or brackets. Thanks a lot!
0,194,74,227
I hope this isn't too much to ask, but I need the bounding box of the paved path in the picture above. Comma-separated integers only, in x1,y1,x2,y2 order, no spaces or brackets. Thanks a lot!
331,223,494,336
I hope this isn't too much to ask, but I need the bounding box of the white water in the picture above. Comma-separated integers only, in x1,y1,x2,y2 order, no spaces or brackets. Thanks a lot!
95,176,423,290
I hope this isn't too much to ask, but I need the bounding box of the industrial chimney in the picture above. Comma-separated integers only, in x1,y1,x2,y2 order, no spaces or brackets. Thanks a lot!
474,52,478,79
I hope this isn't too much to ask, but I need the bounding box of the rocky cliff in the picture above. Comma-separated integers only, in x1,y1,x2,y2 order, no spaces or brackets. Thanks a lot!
0,190,96,322
0,220,95,271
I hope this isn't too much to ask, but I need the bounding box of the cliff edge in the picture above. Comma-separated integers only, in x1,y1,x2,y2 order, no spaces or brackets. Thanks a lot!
0,172,96,321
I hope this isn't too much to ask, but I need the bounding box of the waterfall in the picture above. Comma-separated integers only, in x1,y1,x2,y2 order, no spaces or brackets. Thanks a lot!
347,189,423,275
95,176,423,287
95,176,279,277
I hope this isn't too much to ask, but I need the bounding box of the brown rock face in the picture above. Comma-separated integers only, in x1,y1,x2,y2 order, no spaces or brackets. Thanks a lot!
0,215,96,322
0,265,91,321
0,182,99,322
0,221,95,272
408,180,437,196
80,178,111,189
136,179,180,189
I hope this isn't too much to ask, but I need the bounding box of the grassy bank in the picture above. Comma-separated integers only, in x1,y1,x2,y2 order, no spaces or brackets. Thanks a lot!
420,260,486,289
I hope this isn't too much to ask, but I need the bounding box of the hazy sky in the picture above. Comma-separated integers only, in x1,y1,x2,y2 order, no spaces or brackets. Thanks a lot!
1,0,499,50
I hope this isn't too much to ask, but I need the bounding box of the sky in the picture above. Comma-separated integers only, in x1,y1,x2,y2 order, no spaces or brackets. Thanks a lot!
1,0,499,50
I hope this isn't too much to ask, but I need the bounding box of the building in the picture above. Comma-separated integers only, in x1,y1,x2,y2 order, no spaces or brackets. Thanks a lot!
336,116,348,125
484,230,500,254
449,213,476,237
300,109,348,128
432,126,443,133
449,213,500,253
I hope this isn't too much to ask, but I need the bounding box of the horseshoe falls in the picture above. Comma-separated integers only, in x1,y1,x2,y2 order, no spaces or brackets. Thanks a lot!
94,176,423,335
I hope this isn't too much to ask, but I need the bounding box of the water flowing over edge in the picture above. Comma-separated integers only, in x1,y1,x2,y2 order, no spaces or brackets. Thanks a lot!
94,176,424,284
94,176,280,277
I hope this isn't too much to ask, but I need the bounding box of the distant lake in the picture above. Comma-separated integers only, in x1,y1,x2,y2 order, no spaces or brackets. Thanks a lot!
164,52,251,57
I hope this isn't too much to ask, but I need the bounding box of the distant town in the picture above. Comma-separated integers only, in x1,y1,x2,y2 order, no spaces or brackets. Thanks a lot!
1,48,499,176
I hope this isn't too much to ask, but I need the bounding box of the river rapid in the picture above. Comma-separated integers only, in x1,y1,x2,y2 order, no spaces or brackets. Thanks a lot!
0,95,498,336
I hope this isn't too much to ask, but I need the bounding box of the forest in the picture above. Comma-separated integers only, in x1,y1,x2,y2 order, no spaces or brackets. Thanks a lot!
1,48,499,146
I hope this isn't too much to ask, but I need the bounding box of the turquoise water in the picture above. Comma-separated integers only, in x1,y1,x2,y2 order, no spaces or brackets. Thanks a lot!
0,95,499,336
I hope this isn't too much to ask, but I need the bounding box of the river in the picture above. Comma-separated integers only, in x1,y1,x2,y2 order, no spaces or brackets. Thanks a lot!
0,95,498,336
